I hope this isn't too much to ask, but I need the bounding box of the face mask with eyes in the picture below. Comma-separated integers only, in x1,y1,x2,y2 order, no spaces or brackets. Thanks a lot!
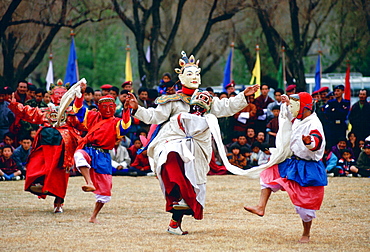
189,90,213,116
289,94,300,118
288,93,313,119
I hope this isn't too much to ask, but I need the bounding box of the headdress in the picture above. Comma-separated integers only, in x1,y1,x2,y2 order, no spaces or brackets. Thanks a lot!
289,92,313,119
98,95,115,104
49,79,70,93
174,51,200,74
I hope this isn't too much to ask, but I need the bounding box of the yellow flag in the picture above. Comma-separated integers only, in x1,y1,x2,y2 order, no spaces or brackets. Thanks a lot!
250,48,261,97
125,46,132,82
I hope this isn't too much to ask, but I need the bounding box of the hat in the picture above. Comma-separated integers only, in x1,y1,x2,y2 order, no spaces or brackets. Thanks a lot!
260,143,270,152
326,91,334,98
272,105,281,111
98,95,115,104
286,84,296,92
364,141,370,149
225,81,235,89
101,84,113,90
318,86,329,93
121,81,132,88
334,84,345,91
312,90,319,96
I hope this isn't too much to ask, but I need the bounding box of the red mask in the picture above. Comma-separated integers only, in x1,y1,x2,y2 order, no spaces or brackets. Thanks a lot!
99,101,116,118
51,87,67,105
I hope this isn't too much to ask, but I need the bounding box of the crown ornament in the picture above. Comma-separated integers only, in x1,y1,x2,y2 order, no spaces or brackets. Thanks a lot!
174,51,200,74
48,79,70,94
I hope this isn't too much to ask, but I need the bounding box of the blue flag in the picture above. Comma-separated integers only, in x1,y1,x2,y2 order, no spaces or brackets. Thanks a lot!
64,37,78,85
314,54,321,92
222,48,233,92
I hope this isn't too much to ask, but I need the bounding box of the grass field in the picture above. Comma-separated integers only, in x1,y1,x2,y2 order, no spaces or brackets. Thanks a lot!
1,175,369,251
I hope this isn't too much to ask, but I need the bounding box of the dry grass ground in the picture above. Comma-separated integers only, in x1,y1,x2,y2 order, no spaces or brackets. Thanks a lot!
1,175,369,252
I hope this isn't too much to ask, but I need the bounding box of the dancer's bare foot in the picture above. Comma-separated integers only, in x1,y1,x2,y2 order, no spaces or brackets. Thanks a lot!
298,235,310,243
89,217,100,224
244,206,264,217
82,185,96,192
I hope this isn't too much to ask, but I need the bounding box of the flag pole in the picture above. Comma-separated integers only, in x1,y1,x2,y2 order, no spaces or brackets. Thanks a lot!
46,48,54,91
125,37,133,82
230,41,234,82
282,46,286,89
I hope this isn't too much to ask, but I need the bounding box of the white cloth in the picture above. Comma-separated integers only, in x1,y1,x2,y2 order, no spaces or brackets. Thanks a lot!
74,151,91,169
109,145,131,169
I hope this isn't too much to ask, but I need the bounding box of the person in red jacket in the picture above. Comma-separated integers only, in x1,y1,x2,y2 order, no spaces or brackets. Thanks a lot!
129,149,151,176
73,84,131,223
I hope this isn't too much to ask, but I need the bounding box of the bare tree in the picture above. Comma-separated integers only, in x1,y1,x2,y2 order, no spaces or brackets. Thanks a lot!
112,0,248,88
0,0,114,88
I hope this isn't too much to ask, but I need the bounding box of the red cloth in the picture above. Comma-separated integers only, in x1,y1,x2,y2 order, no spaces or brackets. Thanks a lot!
130,153,150,171
208,152,228,175
24,144,69,199
90,169,112,196
260,164,324,210
161,152,203,220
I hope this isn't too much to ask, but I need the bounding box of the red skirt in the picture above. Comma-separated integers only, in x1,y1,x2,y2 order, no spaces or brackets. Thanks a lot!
161,152,203,220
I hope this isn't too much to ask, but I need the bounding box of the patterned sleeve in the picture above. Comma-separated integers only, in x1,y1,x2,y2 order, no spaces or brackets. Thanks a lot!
304,129,323,151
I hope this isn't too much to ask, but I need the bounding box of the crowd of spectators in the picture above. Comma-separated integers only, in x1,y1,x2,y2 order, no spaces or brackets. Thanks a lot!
1,77,370,181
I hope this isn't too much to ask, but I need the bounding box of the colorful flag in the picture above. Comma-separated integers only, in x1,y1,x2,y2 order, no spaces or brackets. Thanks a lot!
45,54,54,91
222,47,233,92
344,63,351,101
125,44,132,82
64,36,79,85
250,46,261,97
314,54,321,92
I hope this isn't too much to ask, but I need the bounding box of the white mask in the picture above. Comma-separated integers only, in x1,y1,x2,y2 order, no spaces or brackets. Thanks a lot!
289,97,300,118
178,66,201,89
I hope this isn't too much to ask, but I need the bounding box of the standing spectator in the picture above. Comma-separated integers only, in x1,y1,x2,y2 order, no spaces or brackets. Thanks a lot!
100,84,112,96
266,105,280,147
324,85,350,147
254,84,274,133
137,87,151,132
0,87,15,140
93,90,102,105
285,84,296,96
12,135,32,178
256,131,266,145
350,141,370,177
266,88,283,121
14,80,32,104
121,81,133,92
109,86,121,113
246,127,256,147
43,92,53,106
225,81,236,96
83,87,98,110
348,89,370,142
0,145,21,181
315,87,330,141
27,84,37,99
158,72,173,95
25,88,48,108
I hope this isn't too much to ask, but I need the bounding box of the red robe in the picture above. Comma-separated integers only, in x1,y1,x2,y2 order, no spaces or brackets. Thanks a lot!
8,101,85,199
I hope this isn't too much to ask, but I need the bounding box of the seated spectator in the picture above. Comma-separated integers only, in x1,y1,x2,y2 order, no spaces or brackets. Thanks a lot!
0,132,16,150
255,131,266,145
227,143,247,169
12,135,32,178
129,149,152,176
250,142,262,167
158,72,173,95
241,146,253,169
128,138,142,163
336,149,356,177
224,132,238,152
27,84,37,99
331,138,355,160
246,127,256,147
322,146,338,176
258,143,271,165
266,105,280,147
120,135,132,149
347,131,361,160
0,145,21,181
359,140,365,151
350,141,370,177
110,138,131,176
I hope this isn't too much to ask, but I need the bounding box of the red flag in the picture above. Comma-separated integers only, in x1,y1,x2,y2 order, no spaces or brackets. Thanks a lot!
344,63,351,101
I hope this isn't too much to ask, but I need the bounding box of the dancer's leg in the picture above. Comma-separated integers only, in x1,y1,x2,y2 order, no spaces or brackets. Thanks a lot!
244,188,272,217
89,202,104,224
